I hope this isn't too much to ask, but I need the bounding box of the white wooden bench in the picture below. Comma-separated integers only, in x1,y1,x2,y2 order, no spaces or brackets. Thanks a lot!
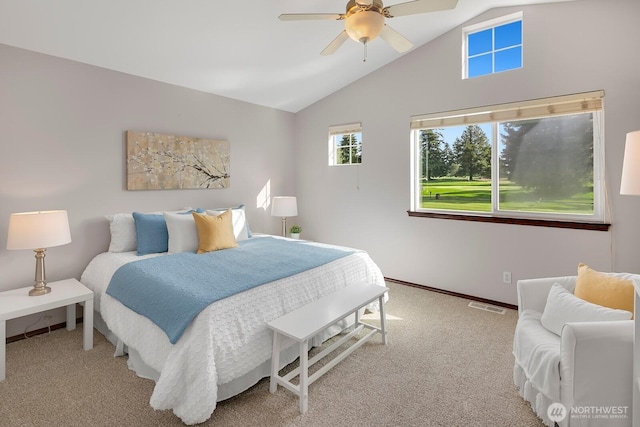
267,283,388,413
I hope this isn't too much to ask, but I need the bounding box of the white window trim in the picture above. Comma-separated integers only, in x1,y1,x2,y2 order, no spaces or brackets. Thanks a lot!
462,11,523,79
410,91,606,223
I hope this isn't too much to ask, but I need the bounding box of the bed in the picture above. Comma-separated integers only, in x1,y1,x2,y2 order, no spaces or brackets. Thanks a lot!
79,206,385,424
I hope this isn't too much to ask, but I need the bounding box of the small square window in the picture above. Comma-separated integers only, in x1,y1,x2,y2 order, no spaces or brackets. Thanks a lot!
463,12,523,79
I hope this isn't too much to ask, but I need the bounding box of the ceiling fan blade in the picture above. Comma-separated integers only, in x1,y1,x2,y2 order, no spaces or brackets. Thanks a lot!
384,0,458,18
279,13,342,21
379,25,413,52
321,31,350,56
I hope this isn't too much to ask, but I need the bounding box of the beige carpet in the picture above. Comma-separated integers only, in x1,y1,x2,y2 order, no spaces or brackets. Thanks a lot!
0,282,543,426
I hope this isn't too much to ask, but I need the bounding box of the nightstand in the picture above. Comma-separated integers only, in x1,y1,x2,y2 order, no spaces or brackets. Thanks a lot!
0,278,94,381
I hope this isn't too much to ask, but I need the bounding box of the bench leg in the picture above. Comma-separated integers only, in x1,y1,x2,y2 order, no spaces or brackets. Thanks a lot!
379,294,388,345
299,340,309,414
270,331,281,393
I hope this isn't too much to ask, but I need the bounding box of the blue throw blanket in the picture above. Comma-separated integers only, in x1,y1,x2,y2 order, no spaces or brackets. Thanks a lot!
106,237,354,344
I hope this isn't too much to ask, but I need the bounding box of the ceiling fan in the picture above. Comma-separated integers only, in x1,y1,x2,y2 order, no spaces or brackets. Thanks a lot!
279,0,459,59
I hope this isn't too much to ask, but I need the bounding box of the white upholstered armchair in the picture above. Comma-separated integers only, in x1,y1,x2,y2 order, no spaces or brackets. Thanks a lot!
513,275,634,427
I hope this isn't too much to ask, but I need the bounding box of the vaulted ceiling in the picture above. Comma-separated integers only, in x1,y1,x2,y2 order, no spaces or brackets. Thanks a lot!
0,0,578,112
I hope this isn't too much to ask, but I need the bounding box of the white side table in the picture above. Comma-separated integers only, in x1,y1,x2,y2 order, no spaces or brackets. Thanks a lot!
0,278,93,381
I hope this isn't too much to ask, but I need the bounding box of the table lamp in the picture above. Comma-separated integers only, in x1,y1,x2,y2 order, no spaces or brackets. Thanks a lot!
7,210,72,296
271,196,298,237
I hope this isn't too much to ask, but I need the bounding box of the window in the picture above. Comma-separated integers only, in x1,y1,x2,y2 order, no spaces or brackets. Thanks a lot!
410,91,605,224
464,12,523,78
328,123,362,166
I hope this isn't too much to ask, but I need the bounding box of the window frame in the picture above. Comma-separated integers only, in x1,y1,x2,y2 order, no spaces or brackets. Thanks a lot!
462,12,523,79
409,91,608,229
328,122,363,166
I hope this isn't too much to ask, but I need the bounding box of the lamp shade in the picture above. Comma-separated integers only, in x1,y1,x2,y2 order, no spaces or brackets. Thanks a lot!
620,130,640,195
7,210,72,250
345,10,385,43
271,197,298,217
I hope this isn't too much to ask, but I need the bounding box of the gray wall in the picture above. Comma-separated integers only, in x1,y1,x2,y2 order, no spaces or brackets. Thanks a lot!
294,0,640,304
0,44,296,336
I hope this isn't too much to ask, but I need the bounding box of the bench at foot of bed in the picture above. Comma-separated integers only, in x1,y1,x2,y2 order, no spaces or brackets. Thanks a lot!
267,282,388,414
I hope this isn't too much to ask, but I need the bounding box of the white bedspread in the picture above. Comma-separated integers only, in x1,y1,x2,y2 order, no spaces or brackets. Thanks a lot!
81,240,385,424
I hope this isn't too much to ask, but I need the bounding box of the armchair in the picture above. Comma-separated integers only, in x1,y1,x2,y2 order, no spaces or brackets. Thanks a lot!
513,275,633,427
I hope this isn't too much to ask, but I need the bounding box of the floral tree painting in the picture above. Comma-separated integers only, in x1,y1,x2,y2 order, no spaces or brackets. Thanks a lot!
126,131,230,190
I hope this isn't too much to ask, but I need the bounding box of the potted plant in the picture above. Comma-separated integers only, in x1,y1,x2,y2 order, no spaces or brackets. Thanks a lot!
289,224,302,239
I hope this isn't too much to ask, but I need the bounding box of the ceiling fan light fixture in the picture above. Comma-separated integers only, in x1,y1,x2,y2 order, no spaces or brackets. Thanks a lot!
344,11,385,44
281,0,457,56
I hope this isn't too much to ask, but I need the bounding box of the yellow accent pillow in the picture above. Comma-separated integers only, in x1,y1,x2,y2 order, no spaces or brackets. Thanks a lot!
575,263,634,316
192,210,238,254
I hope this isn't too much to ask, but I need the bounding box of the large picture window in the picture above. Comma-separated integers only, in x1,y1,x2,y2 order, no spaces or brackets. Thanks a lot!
410,91,605,224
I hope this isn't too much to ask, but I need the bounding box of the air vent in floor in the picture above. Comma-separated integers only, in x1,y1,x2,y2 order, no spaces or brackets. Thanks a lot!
468,301,506,315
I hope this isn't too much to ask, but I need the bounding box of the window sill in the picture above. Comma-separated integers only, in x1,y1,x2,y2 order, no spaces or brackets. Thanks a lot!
407,211,610,231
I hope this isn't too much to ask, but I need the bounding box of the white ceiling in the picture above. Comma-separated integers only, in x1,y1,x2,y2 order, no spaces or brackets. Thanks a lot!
0,0,576,113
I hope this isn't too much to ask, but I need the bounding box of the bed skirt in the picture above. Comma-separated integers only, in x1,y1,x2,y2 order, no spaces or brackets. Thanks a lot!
92,310,354,402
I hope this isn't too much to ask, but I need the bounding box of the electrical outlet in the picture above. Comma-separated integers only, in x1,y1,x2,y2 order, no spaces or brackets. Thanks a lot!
502,271,512,284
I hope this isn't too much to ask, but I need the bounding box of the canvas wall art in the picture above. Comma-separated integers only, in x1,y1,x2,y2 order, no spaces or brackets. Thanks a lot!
126,131,230,190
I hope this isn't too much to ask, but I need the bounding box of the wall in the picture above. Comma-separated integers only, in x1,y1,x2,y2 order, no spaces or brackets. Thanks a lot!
0,44,296,336
294,0,640,305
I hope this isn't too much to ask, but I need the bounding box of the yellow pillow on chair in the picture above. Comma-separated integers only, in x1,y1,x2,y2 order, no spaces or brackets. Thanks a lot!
192,210,238,253
575,263,634,316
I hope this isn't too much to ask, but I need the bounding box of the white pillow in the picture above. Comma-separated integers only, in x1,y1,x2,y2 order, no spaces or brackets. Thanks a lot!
105,213,136,252
540,283,632,336
106,207,193,253
164,211,199,253
206,205,250,241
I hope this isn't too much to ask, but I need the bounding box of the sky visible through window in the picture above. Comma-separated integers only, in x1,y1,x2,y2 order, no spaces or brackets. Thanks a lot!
440,124,496,150
467,19,522,78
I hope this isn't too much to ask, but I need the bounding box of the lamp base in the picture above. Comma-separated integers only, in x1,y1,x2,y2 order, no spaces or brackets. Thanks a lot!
30,248,51,297
29,285,51,296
